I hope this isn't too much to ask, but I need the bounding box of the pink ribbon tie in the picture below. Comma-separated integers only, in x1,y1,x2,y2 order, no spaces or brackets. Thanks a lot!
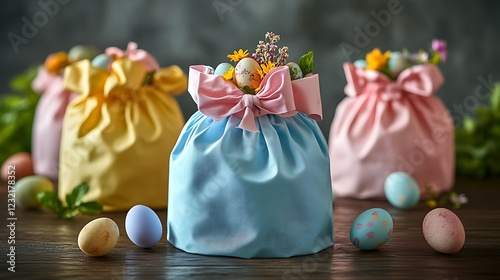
106,42,159,72
343,62,444,100
189,65,323,133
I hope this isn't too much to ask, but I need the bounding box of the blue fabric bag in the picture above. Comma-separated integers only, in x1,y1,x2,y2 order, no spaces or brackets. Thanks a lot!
166,65,333,258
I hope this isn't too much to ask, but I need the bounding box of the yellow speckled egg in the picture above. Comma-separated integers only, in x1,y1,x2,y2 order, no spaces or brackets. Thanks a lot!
234,58,261,89
78,218,120,257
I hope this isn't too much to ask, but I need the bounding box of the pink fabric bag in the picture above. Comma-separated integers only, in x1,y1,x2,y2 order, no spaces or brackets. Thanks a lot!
32,67,75,180
329,63,455,199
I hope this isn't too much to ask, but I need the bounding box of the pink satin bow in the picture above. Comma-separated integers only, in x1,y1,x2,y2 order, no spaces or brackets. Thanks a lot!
189,65,323,132
343,62,444,101
106,42,159,72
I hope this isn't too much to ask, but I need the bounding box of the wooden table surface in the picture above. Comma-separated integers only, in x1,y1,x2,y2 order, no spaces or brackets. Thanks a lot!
1,178,499,279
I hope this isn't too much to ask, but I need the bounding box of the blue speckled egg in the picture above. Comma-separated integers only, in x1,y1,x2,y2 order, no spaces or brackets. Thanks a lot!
388,52,407,76
125,205,163,248
213,62,233,76
350,208,393,250
287,62,303,80
353,59,367,68
384,172,420,210
91,54,113,70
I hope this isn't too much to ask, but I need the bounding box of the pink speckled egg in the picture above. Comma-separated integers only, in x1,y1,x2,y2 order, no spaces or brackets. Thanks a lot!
422,208,465,254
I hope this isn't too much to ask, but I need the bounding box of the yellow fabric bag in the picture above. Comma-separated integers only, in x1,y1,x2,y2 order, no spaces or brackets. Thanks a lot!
59,58,187,211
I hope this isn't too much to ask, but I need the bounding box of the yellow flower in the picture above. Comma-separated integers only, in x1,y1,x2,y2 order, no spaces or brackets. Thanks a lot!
426,199,438,208
227,49,249,62
222,66,234,81
365,48,391,71
257,61,275,79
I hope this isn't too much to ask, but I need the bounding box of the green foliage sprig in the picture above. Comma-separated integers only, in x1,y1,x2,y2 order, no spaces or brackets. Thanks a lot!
37,183,103,219
455,83,500,177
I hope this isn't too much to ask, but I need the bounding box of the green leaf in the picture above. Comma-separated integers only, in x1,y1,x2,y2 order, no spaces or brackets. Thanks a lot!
240,86,256,95
463,117,476,134
491,83,500,113
298,51,316,76
77,202,103,215
67,182,90,207
37,183,102,219
37,191,64,216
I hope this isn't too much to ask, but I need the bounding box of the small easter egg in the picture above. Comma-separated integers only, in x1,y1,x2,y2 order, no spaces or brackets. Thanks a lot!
350,208,393,250
353,59,367,68
422,208,465,254
78,217,120,257
14,175,54,209
384,172,420,210
388,52,406,76
1,152,34,181
45,52,68,74
287,62,303,80
91,54,113,70
234,58,261,89
125,205,163,248
213,63,233,76
68,45,99,63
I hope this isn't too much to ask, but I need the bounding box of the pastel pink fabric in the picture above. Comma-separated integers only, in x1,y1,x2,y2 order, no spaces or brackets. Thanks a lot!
329,63,455,199
106,41,159,72
188,65,322,132
31,67,76,180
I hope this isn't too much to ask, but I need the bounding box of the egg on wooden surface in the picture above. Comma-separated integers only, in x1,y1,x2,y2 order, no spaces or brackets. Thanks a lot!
78,217,120,257
350,208,393,250
1,152,34,181
234,58,261,89
125,205,163,248
14,175,54,209
422,208,465,254
384,172,420,210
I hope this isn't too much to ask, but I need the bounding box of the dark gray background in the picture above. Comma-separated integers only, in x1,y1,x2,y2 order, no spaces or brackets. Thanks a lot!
1,0,499,137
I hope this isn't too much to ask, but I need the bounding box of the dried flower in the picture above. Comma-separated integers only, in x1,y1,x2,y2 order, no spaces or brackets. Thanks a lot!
252,32,289,66
432,39,447,62
424,185,468,209
365,48,391,71
227,49,248,63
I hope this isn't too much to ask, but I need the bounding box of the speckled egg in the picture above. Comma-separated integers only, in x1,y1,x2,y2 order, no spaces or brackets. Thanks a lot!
234,58,261,89
213,62,233,76
78,217,120,257
68,45,99,63
388,52,406,76
14,175,54,209
125,205,163,248
350,208,393,250
287,62,303,80
384,172,420,210
422,208,465,254
1,152,34,181
91,54,113,70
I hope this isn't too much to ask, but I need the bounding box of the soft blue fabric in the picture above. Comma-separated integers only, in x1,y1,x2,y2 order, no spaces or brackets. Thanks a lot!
167,111,334,258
